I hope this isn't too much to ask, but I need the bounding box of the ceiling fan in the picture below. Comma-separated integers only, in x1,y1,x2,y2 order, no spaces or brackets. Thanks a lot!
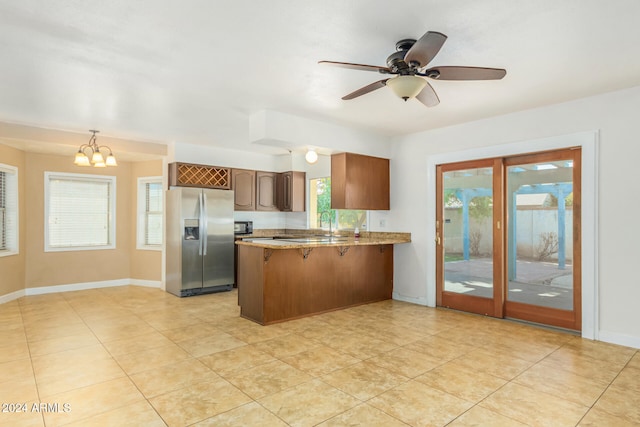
319,31,506,107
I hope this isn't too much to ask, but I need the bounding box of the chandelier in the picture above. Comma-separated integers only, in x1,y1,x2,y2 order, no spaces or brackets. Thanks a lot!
74,130,117,167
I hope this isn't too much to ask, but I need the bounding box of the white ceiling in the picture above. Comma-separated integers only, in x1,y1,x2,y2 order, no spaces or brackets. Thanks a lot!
1,0,640,156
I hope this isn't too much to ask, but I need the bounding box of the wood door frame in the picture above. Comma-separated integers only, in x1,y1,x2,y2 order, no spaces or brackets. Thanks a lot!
425,131,597,339
502,148,582,331
436,158,504,318
436,148,582,331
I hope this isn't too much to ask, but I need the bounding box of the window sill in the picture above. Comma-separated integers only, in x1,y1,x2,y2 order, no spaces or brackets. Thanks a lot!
136,245,162,252
44,244,116,252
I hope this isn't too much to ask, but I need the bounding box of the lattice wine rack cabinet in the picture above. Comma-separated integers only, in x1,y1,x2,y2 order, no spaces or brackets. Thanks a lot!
168,162,231,189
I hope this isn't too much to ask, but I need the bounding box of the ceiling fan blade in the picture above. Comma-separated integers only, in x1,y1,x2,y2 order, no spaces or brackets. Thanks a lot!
404,31,447,69
318,60,391,74
425,66,507,80
342,79,389,100
415,82,440,107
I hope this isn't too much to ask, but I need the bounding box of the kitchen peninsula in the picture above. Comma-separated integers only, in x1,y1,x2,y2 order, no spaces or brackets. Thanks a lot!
236,232,410,325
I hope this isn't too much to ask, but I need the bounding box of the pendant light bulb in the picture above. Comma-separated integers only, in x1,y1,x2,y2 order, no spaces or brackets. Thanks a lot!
105,154,118,166
74,151,90,166
305,149,318,164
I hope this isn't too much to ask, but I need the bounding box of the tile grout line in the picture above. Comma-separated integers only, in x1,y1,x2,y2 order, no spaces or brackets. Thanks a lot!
61,289,164,427
17,296,46,427
9,286,638,426
124,291,271,426
461,339,623,426
417,334,565,426
48,287,170,426
572,349,639,425
89,286,176,427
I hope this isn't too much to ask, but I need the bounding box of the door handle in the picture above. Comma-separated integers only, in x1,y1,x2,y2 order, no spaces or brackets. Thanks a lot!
202,192,208,256
435,231,441,245
198,193,204,256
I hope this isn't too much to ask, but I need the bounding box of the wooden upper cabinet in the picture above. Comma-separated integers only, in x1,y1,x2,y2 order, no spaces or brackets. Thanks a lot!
277,171,306,212
232,169,256,211
232,168,305,212
168,162,231,189
331,153,390,210
256,171,278,211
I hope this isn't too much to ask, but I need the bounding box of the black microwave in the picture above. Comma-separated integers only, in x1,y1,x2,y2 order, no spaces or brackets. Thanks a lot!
234,221,253,235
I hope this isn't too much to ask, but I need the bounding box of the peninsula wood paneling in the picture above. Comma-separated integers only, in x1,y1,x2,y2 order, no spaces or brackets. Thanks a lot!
237,244,393,325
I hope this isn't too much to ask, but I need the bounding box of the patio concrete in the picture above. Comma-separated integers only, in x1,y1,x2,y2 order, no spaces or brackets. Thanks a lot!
444,258,573,310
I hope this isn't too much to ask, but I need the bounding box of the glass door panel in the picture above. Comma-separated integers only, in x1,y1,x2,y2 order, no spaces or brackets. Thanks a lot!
443,167,494,298
504,149,581,330
436,158,503,318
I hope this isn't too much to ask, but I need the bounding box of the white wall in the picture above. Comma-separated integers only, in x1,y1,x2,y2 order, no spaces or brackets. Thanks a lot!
168,141,283,171
391,85,640,349
250,110,390,158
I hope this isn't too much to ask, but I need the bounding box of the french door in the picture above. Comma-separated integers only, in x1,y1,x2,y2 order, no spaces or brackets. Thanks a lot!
436,158,504,318
436,148,581,331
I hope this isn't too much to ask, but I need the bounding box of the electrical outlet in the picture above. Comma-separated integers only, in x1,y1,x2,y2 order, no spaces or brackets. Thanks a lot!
379,219,386,228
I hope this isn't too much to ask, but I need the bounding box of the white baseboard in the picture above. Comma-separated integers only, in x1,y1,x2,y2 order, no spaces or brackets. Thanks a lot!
25,279,131,296
0,289,25,304
129,279,163,289
598,330,640,350
392,292,432,307
0,279,164,304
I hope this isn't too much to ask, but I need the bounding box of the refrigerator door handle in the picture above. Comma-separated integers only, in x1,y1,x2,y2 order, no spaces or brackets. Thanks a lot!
198,193,204,256
202,191,208,256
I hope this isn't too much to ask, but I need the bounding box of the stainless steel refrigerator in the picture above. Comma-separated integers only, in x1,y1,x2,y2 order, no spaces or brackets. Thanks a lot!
165,187,234,297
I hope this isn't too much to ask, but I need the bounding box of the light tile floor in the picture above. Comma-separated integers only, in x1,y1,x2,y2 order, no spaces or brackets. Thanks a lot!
1,285,638,426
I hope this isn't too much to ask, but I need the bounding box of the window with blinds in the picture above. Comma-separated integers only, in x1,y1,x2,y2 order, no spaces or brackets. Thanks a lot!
0,170,5,251
0,164,18,256
137,177,162,249
45,172,116,251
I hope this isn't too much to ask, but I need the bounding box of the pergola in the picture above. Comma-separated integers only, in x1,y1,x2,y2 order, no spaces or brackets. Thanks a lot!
444,161,573,280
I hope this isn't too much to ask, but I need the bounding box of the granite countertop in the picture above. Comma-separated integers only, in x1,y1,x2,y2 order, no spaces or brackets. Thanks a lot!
235,230,411,249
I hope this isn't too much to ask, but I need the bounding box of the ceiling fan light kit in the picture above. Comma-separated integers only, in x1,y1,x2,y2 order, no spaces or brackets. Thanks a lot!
386,75,427,101
320,30,506,106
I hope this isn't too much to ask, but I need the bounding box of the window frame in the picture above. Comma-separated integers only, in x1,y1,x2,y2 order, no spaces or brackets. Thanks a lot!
308,176,369,231
137,176,163,251
0,163,19,257
44,171,116,252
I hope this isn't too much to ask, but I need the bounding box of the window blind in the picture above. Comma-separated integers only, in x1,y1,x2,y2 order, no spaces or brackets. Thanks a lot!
0,171,6,250
0,165,18,254
145,182,162,246
47,175,113,248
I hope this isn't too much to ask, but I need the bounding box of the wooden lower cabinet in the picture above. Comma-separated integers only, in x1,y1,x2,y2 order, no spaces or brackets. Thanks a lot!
237,244,393,325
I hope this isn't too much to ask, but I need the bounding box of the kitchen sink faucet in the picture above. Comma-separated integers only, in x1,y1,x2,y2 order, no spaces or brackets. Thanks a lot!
320,211,333,236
